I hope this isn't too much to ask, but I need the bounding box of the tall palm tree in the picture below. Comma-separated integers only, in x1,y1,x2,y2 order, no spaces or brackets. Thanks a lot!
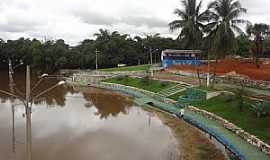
206,0,248,58
169,0,208,49
205,0,248,87
246,23,270,68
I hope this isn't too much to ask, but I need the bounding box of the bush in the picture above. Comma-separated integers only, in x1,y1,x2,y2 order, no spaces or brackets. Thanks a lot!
141,75,150,85
116,75,128,81
222,93,234,103
160,81,169,87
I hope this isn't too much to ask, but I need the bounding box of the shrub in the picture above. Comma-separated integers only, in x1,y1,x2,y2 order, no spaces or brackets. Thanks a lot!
222,93,234,103
141,75,150,84
116,75,128,81
160,81,169,87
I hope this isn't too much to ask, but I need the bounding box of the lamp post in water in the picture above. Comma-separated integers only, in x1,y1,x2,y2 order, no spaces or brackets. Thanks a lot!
25,65,65,160
8,58,24,154
0,65,65,160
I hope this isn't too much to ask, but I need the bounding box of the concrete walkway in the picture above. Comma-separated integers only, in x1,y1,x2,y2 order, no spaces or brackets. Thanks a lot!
185,111,270,160
75,81,270,160
135,96,270,160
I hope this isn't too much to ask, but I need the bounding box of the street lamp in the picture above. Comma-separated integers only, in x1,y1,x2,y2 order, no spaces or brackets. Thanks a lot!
0,65,65,160
95,49,100,70
32,80,65,101
40,73,49,78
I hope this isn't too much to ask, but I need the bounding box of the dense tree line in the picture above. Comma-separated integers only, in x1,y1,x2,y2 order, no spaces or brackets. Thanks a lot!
1,0,270,72
0,30,179,72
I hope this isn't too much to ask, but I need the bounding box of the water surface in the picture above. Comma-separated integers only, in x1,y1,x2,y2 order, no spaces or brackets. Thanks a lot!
0,82,179,160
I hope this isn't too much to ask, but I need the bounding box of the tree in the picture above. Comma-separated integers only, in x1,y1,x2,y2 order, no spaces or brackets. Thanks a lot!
207,0,248,58
169,0,208,49
206,0,248,86
246,23,270,68
169,0,208,86
235,35,251,57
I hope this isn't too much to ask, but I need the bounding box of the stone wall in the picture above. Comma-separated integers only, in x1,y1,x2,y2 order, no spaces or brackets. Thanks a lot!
188,106,270,156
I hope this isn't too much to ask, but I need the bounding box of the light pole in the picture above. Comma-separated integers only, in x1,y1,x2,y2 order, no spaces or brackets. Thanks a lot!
24,66,65,160
149,47,153,65
8,58,16,154
0,65,65,160
25,65,32,160
8,58,23,154
95,49,100,70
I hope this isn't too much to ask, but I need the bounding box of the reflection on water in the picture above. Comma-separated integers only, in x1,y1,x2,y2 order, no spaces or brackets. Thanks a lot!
0,71,178,160
81,87,133,119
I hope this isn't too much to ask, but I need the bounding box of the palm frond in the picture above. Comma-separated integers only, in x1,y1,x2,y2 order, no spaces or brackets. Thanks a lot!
196,0,203,16
174,9,188,20
232,24,245,35
169,20,185,32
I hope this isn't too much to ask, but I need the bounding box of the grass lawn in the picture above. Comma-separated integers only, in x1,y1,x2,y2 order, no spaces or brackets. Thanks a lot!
103,77,176,93
192,95,270,144
100,64,151,72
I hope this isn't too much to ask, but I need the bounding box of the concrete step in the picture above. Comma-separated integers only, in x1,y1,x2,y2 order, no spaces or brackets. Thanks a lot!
157,83,190,97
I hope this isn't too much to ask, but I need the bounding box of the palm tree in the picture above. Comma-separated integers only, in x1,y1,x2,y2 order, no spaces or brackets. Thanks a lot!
206,0,248,86
169,0,208,49
246,23,270,68
206,0,248,58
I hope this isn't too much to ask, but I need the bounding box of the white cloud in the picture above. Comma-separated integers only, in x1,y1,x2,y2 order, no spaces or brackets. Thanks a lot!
0,0,269,45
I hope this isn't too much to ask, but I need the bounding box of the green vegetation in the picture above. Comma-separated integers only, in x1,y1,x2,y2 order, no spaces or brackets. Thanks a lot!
191,95,270,144
169,0,207,49
103,77,176,93
0,30,179,72
169,92,185,101
0,0,270,73
100,64,151,72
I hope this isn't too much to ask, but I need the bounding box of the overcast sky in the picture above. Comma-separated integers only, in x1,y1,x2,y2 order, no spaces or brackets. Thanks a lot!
0,0,269,45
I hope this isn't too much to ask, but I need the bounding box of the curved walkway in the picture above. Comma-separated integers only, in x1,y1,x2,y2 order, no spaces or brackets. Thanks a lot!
93,82,270,160
185,111,269,160
135,96,269,160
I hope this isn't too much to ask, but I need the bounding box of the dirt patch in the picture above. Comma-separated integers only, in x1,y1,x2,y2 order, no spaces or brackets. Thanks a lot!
170,59,270,81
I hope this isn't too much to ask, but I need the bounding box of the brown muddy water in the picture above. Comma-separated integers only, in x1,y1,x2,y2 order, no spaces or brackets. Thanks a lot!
0,71,225,160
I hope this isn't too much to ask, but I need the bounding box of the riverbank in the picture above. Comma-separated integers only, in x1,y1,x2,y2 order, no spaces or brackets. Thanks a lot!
78,81,270,160
76,85,227,160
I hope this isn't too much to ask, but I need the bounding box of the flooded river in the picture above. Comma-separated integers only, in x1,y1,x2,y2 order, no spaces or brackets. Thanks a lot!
0,70,225,160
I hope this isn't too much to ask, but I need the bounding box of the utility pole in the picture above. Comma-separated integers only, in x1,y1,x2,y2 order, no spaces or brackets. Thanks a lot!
26,65,32,160
95,49,100,70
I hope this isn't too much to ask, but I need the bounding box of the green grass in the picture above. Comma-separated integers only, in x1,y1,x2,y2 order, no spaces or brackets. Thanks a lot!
192,95,270,144
103,77,176,93
168,92,185,101
100,64,151,72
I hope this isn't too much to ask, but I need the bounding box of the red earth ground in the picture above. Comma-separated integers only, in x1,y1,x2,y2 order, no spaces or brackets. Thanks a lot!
169,59,270,81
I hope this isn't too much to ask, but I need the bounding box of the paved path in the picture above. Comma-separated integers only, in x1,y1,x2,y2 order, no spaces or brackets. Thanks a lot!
185,111,270,160
81,82,270,160
135,97,270,160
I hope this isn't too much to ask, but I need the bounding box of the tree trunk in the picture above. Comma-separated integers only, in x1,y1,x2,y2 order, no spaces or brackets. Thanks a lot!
255,43,260,69
211,58,218,88
196,67,201,87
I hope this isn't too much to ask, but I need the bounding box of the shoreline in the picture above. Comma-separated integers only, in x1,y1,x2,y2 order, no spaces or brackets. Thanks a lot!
74,85,227,160
71,81,270,160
